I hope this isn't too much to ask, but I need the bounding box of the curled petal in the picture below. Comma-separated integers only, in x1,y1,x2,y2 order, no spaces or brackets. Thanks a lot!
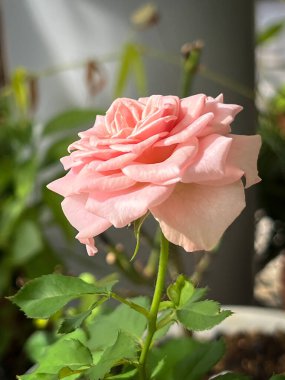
96,152,138,171
170,94,207,135
123,140,198,184
199,95,243,136
110,133,165,154
140,95,180,120
156,113,213,147
86,184,175,228
151,181,245,252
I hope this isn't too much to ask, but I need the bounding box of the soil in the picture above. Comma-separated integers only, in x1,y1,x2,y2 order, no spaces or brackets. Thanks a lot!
209,331,285,379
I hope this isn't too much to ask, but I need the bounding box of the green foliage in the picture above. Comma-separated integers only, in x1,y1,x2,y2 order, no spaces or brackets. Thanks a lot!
114,43,147,97
9,274,113,318
148,337,225,380
86,331,138,380
18,339,93,379
43,108,103,136
177,299,232,331
11,220,43,265
256,20,285,45
87,296,149,351
24,331,53,362
11,272,239,379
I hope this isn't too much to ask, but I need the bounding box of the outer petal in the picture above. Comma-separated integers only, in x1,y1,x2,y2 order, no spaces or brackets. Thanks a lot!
181,134,233,183
74,169,136,193
47,170,77,197
151,181,245,252
61,194,111,255
227,134,262,188
86,184,175,228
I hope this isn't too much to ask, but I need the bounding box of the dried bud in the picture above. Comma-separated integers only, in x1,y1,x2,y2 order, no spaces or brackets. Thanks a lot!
28,75,39,112
130,3,159,29
85,60,106,96
115,243,124,252
181,40,204,60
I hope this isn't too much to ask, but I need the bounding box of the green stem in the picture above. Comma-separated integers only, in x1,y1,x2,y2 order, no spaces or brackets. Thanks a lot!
138,231,169,379
110,292,149,318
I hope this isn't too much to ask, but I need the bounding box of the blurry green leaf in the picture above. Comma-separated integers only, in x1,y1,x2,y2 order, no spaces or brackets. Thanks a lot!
58,367,83,379
11,220,43,265
107,368,138,379
150,358,165,379
87,331,137,380
148,337,225,380
25,331,52,362
0,159,13,193
114,43,147,97
177,300,232,331
19,339,92,379
88,297,149,351
11,67,29,114
14,158,37,199
269,376,285,380
23,242,62,278
42,187,74,239
256,21,285,45
44,136,75,166
18,374,57,380
175,339,225,380
43,109,104,136
9,274,113,318
0,197,26,245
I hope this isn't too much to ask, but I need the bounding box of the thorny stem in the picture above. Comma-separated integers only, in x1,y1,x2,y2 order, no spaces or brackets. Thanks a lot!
138,231,169,380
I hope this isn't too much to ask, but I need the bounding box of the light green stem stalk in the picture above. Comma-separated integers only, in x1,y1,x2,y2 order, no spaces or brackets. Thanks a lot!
139,232,169,379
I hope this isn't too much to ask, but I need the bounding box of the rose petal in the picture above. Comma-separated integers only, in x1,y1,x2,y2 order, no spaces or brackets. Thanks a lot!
123,140,198,184
170,94,207,135
140,95,180,119
156,113,214,147
181,134,233,183
47,170,78,197
74,169,136,193
61,194,111,255
96,152,138,171
198,95,243,136
151,181,245,252
110,133,165,154
86,183,175,227
227,134,262,188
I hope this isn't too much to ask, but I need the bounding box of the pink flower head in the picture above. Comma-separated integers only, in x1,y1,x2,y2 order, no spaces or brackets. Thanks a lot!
48,94,261,255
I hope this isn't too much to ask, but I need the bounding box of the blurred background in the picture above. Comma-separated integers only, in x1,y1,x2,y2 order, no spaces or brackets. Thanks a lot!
1,0,285,378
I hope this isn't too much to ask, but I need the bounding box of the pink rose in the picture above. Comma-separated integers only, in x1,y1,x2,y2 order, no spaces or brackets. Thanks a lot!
48,94,261,256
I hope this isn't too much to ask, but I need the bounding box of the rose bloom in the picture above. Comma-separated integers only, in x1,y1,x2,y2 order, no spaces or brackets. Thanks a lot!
48,94,261,255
